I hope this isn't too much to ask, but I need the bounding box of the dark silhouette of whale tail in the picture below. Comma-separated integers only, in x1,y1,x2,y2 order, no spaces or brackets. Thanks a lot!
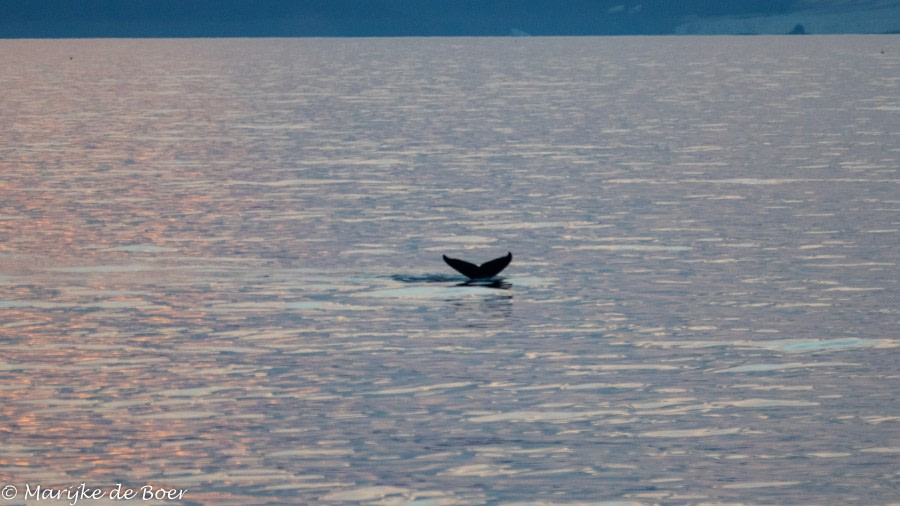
443,252,512,279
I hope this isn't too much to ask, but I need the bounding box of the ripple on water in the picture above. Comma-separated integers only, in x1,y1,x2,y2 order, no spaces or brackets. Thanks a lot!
638,338,897,353
716,362,858,373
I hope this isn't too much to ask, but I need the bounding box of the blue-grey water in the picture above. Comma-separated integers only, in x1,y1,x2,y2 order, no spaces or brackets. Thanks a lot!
1,37,898,504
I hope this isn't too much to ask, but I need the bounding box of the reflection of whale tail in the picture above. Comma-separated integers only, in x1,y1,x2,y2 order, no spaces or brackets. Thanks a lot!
443,252,512,279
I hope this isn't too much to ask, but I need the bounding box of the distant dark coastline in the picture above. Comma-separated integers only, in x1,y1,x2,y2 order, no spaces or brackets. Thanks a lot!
2,0,899,38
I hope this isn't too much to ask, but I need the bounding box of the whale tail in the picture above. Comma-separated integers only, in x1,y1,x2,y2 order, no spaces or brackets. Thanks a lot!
443,252,512,279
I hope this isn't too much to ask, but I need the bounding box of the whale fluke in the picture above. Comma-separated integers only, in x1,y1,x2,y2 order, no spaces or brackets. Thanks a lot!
443,252,512,279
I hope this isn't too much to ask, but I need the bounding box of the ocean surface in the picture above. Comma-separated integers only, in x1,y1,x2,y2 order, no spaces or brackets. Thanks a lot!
1,36,898,504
